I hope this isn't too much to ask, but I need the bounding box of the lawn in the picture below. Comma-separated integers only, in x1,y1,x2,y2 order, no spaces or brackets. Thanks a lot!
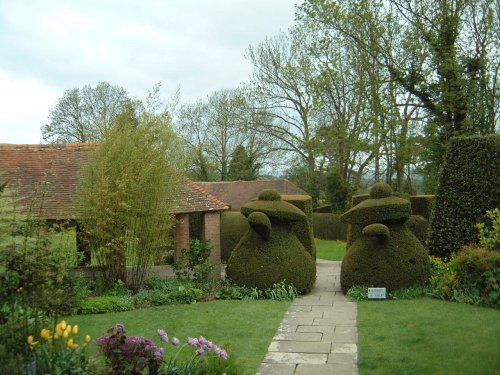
357,298,500,374
315,238,346,261
69,299,290,374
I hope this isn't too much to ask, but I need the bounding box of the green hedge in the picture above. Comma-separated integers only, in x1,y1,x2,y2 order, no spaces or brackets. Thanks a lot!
220,211,249,262
313,213,348,241
428,134,500,258
410,195,435,219
282,195,316,258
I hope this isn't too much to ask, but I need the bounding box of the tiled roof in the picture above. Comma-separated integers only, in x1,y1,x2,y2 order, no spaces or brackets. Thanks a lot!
195,180,309,210
0,143,228,219
173,178,229,214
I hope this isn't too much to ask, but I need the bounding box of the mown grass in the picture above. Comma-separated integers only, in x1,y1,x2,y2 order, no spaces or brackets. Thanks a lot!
69,299,290,374
315,239,346,261
357,298,500,374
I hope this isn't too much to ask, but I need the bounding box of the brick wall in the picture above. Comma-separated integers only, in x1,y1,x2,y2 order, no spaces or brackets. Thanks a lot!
201,212,222,277
174,213,190,261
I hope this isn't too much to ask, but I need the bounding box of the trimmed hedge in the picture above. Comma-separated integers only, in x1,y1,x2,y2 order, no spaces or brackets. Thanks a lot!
341,183,430,293
220,211,249,262
428,134,500,258
347,193,435,247
313,213,348,241
227,190,316,293
282,194,316,258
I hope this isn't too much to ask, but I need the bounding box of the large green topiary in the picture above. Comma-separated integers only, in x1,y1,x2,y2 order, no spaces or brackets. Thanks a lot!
220,211,249,262
227,190,316,293
282,195,316,258
428,134,500,258
341,183,430,293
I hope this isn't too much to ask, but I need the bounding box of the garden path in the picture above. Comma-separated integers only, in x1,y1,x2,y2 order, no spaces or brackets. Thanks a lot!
257,260,358,375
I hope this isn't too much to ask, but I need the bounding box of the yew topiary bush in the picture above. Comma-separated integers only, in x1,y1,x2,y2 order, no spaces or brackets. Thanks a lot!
227,190,316,293
220,211,249,262
428,134,500,258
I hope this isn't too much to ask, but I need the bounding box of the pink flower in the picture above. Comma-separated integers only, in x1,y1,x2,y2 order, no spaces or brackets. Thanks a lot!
157,329,168,342
172,337,180,346
195,348,205,356
187,337,199,346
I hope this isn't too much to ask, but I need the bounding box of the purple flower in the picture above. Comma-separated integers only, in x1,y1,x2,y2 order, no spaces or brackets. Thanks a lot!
172,337,180,346
157,329,168,342
198,336,207,346
154,347,165,358
187,337,199,346
115,324,125,330
219,349,228,360
195,348,205,356
206,341,214,349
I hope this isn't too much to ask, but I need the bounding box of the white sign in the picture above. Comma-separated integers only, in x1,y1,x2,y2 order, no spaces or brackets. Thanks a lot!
368,288,387,299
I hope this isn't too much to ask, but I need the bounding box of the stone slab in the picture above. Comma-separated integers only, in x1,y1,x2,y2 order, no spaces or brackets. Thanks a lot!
269,340,331,354
295,363,357,375
331,343,358,354
327,353,358,364
264,352,328,364
256,363,296,375
273,332,323,341
296,325,336,334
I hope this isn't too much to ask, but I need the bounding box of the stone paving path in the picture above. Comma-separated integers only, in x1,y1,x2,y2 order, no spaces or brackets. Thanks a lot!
257,260,358,375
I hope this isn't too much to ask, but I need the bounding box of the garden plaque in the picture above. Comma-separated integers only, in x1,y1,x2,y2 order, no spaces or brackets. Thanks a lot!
368,288,387,299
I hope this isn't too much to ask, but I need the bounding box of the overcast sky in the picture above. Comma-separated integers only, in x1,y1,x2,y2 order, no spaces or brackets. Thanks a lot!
0,0,297,144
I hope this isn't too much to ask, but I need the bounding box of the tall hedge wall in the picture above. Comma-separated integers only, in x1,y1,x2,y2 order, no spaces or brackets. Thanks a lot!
313,213,348,241
428,134,500,258
220,211,249,262
282,195,316,258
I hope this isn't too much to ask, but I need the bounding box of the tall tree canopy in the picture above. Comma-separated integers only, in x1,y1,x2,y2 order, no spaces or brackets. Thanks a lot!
298,0,499,190
42,81,132,143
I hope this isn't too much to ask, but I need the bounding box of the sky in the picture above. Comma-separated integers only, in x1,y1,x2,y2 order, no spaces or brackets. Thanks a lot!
0,0,297,144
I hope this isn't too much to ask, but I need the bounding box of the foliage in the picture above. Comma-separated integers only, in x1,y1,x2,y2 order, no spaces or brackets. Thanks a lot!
132,286,203,308
94,324,236,375
42,81,132,143
220,211,249,262
26,319,92,375
0,303,51,373
346,285,431,302
0,187,85,317
428,248,500,308
405,215,429,245
341,183,430,293
263,281,298,301
427,134,500,258
172,239,215,284
325,166,354,213
227,145,259,181
94,324,163,374
476,208,500,251
79,103,183,291
313,213,348,241
76,296,134,315
227,191,316,293
357,298,500,374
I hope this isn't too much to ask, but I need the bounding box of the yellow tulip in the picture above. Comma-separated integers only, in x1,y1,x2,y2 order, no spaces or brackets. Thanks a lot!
63,330,69,338
60,320,67,330
85,335,91,343
27,336,38,346
67,338,74,348
40,328,52,340
72,325,79,335
56,327,63,337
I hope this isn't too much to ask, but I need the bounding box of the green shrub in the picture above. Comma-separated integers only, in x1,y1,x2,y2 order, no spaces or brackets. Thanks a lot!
346,194,369,247
227,190,316,293
77,296,134,315
450,245,500,285
172,239,214,284
220,211,249,262
313,213,348,241
341,183,430,293
476,208,500,251
428,134,500,258
283,194,316,258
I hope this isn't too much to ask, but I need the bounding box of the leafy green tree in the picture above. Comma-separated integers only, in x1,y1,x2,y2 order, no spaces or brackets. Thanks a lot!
298,0,499,192
325,166,354,213
79,104,183,291
227,145,259,181
42,81,132,143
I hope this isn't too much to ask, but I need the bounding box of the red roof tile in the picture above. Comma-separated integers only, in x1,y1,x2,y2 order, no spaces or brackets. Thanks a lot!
0,143,228,219
195,180,309,210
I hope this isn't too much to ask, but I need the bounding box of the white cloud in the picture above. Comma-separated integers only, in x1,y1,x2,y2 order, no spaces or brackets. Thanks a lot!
0,71,59,143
